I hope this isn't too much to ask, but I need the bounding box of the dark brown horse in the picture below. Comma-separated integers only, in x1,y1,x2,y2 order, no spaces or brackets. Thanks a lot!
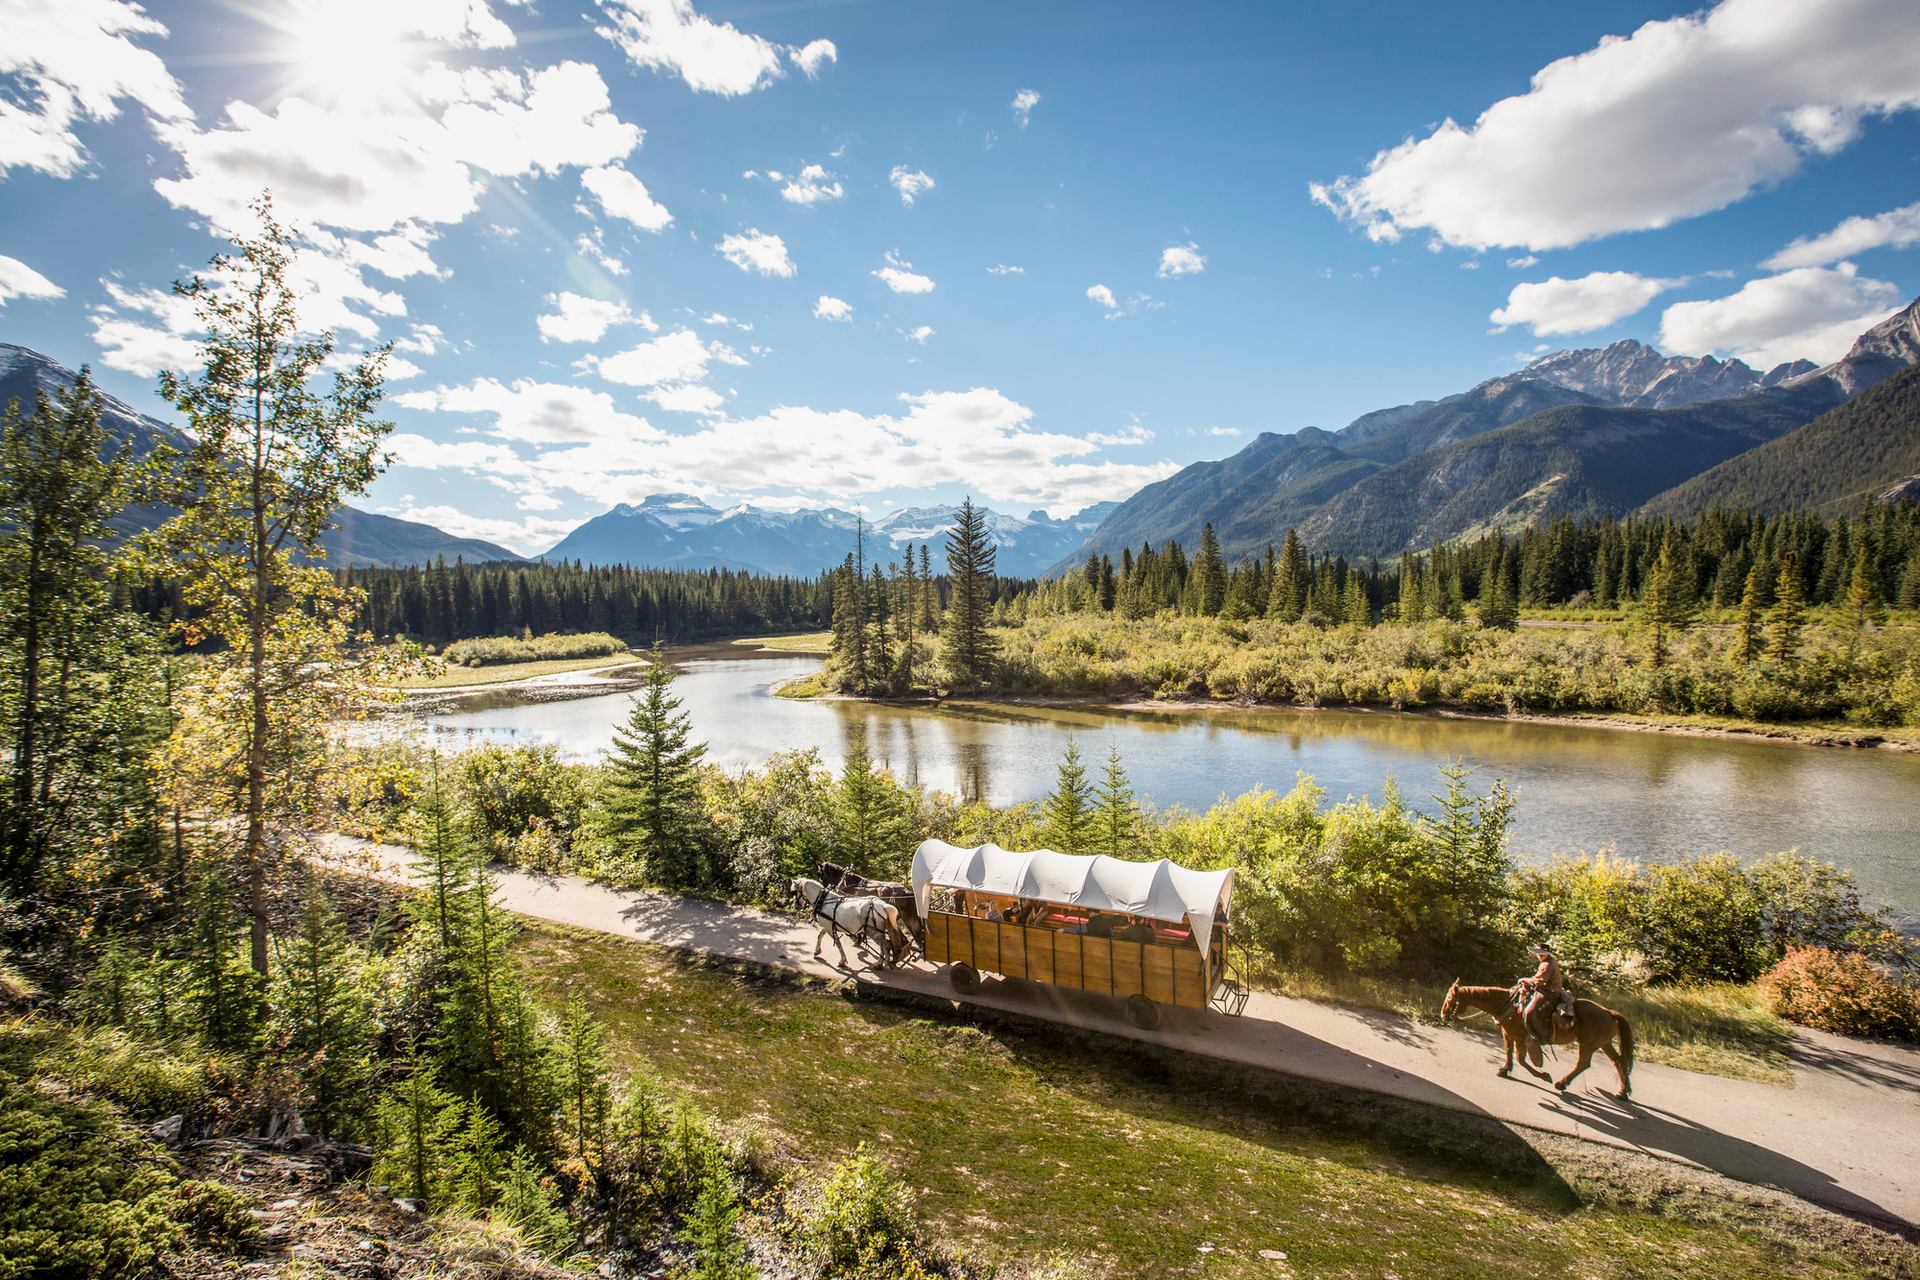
818,861,923,949
1441,980,1635,1099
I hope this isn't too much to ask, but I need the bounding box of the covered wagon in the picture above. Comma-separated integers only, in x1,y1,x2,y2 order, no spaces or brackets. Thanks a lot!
910,839,1246,1028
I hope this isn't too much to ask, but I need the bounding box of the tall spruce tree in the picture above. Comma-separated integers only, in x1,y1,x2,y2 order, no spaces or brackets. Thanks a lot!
604,646,709,887
1845,542,1880,633
942,498,998,690
1092,744,1140,856
270,880,378,1139
1191,523,1227,616
1734,563,1765,664
1266,529,1308,621
1642,531,1693,667
1040,736,1095,854
834,725,911,876
1766,553,1806,664
0,368,138,893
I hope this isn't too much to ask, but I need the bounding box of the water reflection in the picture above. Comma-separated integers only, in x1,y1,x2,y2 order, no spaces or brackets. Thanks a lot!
406,651,1920,923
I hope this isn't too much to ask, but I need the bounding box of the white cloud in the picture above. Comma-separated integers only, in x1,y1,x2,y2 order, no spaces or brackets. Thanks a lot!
595,0,827,96
1765,200,1920,270
581,164,673,231
1157,241,1207,278
392,503,576,555
1086,284,1117,310
396,384,1187,518
905,325,933,345
646,382,726,415
538,291,654,343
716,228,794,276
791,39,836,78
873,249,934,294
1507,255,1539,269
1207,427,1243,437
593,329,716,387
1087,424,1153,446
813,295,852,321
431,60,639,177
888,166,935,206
0,0,190,178
85,281,198,376
780,163,844,205
986,264,1024,275
1658,263,1904,368
1011,88,1040,128
0,254,63,306
394,378,662,446
1489,270,1679,336
575,228,628,276
1311,0,1920,251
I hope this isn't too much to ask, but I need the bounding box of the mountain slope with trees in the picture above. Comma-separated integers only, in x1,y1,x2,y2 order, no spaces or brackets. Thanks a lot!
1643,363,1920,520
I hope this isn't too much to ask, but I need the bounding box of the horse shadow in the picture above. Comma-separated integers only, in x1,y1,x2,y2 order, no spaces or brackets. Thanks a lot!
1540,1090,1914,1235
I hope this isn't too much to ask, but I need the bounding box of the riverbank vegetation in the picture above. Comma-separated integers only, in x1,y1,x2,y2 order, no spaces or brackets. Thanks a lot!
441,630,629,667
814,500,1920,731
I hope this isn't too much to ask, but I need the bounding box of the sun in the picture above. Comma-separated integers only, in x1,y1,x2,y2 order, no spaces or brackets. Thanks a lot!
270,0,423,111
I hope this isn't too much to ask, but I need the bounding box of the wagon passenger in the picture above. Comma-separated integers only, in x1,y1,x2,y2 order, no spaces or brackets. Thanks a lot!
1113,917,1153,943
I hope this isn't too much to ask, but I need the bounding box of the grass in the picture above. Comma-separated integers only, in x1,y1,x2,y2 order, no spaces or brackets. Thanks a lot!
516,924,1904,1279
1261,965,1795,1086
396,652,641,689
732,631,834,654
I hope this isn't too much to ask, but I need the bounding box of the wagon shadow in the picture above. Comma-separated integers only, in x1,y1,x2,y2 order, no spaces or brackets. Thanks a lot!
1785,1030,1920,1092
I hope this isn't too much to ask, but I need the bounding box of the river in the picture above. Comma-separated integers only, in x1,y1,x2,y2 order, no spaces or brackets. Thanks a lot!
404,647,1920,925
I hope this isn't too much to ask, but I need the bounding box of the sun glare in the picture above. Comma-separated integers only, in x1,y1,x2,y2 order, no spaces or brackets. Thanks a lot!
274,0,421,110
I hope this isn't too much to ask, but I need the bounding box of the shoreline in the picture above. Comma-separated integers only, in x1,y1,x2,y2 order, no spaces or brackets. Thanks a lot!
781,680,1919,753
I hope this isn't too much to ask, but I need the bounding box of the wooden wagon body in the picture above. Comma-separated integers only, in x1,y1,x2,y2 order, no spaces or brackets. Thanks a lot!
911,840,1244,1027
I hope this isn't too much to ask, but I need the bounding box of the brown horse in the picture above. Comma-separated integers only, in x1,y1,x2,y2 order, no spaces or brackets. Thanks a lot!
1441,980,1635,1099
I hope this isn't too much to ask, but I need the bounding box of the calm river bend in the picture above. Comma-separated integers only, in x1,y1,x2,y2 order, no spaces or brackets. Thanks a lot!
405,647,1920,927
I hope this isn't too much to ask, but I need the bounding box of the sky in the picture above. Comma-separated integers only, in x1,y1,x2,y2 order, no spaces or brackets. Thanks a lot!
1,0,1917,555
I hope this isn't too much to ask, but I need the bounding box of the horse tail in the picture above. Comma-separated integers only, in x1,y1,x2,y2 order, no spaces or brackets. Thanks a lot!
1616,1009,1635,1077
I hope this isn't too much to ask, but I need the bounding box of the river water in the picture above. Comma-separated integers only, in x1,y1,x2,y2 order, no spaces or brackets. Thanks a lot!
406,649,1920,925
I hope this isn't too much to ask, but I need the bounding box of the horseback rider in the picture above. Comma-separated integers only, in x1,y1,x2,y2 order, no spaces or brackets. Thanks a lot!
1517,944,1566,1068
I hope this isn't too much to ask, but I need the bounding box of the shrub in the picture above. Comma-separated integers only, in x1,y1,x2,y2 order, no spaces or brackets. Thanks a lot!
169,1179,261,1251
1758,947,1920,1041
784,1145,921,1278
461,743,592,861
442,631,627,667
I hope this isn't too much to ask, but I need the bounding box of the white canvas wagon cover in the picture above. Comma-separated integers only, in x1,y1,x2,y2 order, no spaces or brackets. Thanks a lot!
911,839,1235,955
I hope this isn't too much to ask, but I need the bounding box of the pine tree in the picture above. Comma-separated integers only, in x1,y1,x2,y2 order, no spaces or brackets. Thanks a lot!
0,367,135,893
495,1147,575,1260
1343,571,1371,627
895,546,920,692
917,544,937,631
604,646,709,887
942,498,998,690
557,994,610,1159
271,880,378,1139
1475,552,1517,631
1844,542,1880,633
1397,553,1425,623
834,725,911,875
1266,529,1308,621
1191,523,1227,616
373,1059,462,1208
410,751,475,950
1641,531,1693,667
684,1146,753,1280
449,1097,508,1212
830,552,869,694
1092,744,1140,856
1766,553,1805,664
1040,736,1095,854
1734,563,1764,663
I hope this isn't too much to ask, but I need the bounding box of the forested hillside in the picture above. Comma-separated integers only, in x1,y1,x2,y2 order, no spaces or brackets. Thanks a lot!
1643,364,1920,519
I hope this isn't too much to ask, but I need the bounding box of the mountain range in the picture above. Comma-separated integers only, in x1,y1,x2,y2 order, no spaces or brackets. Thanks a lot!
0,344,522,567
539,492,1117,579
1047,300,1920,571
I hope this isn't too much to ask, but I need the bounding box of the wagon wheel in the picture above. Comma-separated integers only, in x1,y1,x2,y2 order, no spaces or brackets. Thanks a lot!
947,963,981,994
1125,994,1161,1030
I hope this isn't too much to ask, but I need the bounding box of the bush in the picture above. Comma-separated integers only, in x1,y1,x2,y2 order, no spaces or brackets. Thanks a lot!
460,743,593,862
784,1146,921,1278
442,631,628,667
1758,947,1920,1041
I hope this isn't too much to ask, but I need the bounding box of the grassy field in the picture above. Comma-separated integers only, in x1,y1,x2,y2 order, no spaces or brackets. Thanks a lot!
732,631,834,653
396,652,641,689
1261,967,1797,1086
516,924,1904,1279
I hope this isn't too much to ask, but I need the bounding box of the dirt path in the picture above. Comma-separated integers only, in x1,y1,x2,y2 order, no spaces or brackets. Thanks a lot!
318,834,1920,1231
